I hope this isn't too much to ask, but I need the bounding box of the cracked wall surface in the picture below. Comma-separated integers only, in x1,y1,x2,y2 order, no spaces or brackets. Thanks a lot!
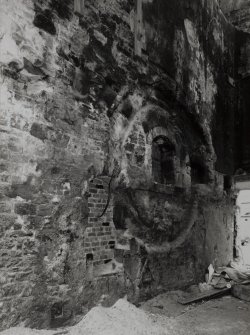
0,0,238,330
220,0,250,172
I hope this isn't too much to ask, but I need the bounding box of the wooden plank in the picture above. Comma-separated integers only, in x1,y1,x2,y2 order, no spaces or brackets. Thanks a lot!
178,288,231,305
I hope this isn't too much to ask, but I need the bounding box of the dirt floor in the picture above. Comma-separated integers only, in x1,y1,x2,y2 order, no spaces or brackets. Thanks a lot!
142,292,250,335
173,296,250,335
1,293,250,335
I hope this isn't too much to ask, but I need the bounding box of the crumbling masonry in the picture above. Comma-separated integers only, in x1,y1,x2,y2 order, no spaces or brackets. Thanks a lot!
0,0,249,330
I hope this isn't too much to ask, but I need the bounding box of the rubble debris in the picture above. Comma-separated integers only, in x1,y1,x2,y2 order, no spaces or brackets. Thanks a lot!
0,299,176,335
216,261,250,284
198,282,213,292
180,261,250,305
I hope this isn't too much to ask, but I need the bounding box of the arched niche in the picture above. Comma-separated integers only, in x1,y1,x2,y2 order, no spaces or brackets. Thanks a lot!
190,157,209,184
147,126,176,146
152,135,176,185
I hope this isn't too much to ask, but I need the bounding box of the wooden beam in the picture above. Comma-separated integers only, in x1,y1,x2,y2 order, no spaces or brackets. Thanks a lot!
178,287,231,305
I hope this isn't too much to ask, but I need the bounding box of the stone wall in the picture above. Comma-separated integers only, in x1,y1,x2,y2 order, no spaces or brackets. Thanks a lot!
0,0,237,330
219,0,250,32
236,26,250,173
219,0,250,173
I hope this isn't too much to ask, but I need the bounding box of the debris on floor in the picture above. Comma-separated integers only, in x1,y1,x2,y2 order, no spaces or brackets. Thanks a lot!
216,260,250,285
178,287,231,305
205,260,250,300
141,291,190,317
0,299,176,335
1,295,250,335
178,261,250,305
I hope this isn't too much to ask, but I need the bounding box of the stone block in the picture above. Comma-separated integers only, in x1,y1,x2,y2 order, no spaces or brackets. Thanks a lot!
0,162,9,173
37,204,54,216
14,203,36,216
0,115,9,127
0,214,16,229
30,123,48,141
232,284,250,302
0,202,12,213
10,115,29,131
0,149,9,160
7,137,23,153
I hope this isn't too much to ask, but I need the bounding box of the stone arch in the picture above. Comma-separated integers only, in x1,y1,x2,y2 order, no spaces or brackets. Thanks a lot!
147,126,178,147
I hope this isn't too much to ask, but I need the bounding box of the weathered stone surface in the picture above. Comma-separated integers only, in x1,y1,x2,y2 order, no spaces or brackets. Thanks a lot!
220,0,250,32
0,0,240,330
220,0,250,172
33,9,56,35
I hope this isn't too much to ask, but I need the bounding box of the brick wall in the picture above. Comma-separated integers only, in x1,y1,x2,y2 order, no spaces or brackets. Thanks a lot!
85,177,116,267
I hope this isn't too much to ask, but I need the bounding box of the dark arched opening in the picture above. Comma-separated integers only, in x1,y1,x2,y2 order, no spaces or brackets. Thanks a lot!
224,175,232,192
190,159,208,184
152,136,175,184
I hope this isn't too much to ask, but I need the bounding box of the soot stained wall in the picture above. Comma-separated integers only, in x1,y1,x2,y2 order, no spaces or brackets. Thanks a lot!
219,0,250,173
0,0,236,329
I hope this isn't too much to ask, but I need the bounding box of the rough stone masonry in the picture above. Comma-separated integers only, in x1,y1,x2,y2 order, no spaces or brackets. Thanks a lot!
0,0,248,330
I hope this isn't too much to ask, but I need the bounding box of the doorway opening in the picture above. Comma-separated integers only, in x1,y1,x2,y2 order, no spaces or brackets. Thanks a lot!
235,189,250,265
152,136,176,185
